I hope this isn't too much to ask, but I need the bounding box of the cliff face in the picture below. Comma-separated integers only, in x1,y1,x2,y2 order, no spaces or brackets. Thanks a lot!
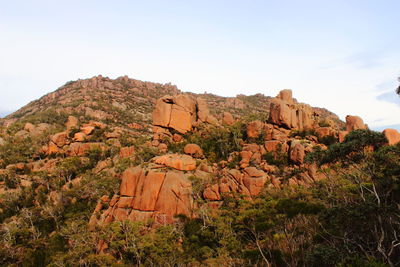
1,75,399,265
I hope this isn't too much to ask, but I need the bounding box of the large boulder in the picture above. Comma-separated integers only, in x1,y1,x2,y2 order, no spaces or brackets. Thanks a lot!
222,112,235,126
152,154,197,171
66,116,79,130
107,167,194,224
290,141,305,165
268,90,314,131
152,95,197,134
197,97,218,125
277,89,294,104
269,98,292,128
50,132,69,147
345,115,367,132
246,121,263,138
67,142,106,156
152,94,217,134
383,129,400,145
183,144,204,158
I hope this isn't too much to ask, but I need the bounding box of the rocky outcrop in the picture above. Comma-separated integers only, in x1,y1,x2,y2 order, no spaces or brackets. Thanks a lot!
66,116,79,130
268,90,314,130
152,95,197,134
67,142,106,156
345,115,367,132
383,129,400,145
246,121,263,138
222,112,235,126
152,154,197,171
152,94,217,134
197,98,218,125
183,144,204,158
93,167,195,225
290,141,305,165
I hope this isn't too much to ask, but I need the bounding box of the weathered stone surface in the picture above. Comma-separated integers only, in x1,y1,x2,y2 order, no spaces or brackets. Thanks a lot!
119,146,135,158
197,97,218,125
246,121,263,138
264,140,282,152
183,144,204,158
128,210,154,222
66,116,79,130
346,115,367,132
269,98,292,128
154,171,193,223
120,167,143,197
153,96,173,127
290,141,305,165
242,170,268,196
80,125,95,135
244,167,265,177
383,128,400,145
222,112,235,125
339,131,348,143
268,90,314,131
117,197,134,208
24,122,35,132
133,170,166,211
51,132,69,147
169,107,193,133
203,184,221,201
153,95,197,133
127,123,143,130
277,89,294,104
152,154,196,171
315,127,335,138
73,132,86,142
67,142,106,156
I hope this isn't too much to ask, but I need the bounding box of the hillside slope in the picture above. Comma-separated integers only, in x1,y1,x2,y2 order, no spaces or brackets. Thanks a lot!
0,75,399,266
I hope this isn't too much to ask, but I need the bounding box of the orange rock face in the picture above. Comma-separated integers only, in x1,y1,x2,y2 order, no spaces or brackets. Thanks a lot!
66,116,79,130
152,154,197,171
152,95,196,134
183,144,204,158
269,99,292,128
152,94,217,134
277,89,294,104
67,142,106,156
73,132,86,142
203,184,221,201
80,125,95,135
339,131,348,143
383,128,400,145
51,132,69,147
345,115,367,132
108,167,194,224
197,97,218,125
290,142,305,165
246,121,263,138
268,90,314,131
119,146,135,158
242,167,269,196
315,127,335,138
222,112,235,125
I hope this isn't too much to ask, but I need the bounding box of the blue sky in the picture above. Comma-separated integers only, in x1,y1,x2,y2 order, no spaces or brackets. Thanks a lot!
1,0,399,129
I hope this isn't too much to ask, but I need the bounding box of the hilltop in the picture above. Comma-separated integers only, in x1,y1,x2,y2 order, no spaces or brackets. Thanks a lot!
0,75,399,266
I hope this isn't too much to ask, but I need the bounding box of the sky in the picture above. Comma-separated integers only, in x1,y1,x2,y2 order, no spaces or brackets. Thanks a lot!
0,0,399,130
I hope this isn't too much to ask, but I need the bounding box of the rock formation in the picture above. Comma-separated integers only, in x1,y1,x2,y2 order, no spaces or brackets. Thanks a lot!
268,90,314,130
383,128,400,145
152,94,218,134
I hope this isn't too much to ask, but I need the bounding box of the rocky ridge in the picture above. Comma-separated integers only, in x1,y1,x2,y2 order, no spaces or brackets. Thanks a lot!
1,75,400,260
